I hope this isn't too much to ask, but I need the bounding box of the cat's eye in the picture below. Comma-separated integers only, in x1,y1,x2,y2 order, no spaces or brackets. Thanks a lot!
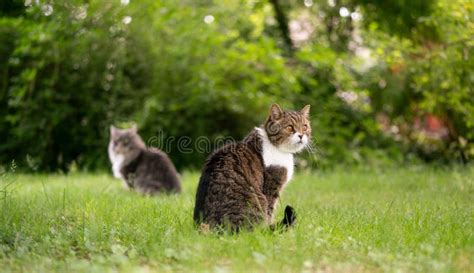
286,125,294,132
302,124,308,131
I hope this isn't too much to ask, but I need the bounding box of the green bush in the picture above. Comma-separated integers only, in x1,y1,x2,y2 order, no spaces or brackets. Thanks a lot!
364,0,474,162
0,2,146,171
0,0,471,171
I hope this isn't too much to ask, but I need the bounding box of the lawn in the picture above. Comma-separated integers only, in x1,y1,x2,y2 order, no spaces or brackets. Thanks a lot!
0,166,473,272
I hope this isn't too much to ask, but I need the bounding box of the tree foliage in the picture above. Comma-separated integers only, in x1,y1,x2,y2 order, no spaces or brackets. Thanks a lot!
0,0,472,171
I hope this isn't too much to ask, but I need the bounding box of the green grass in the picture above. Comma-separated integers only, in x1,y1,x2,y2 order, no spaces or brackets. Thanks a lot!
0,166,473,272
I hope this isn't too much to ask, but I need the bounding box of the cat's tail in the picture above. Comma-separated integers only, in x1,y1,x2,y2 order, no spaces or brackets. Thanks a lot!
270,205,296,231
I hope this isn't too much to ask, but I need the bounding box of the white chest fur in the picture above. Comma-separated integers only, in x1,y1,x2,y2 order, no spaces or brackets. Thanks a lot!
256,128,294,183
108,144,125,179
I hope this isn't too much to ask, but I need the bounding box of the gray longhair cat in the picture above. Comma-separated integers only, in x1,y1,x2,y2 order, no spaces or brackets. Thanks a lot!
108,125,181,194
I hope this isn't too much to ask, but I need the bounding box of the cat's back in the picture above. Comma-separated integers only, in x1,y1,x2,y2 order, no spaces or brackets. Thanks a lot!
133,148,181,193
194,135,264,223
201,139,263,179
203,129,262,171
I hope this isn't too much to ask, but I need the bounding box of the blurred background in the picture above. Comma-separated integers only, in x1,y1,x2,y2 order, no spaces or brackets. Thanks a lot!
0,0,472,172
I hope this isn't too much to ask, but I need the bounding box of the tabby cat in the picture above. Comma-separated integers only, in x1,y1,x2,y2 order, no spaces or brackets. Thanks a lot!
108,125,181,194
194,104,311,230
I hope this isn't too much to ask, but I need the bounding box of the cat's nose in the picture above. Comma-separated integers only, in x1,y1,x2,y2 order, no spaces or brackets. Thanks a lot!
297,134,303,140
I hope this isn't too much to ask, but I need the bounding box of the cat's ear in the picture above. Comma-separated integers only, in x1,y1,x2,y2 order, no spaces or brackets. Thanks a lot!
300,105,311,118
269,103,283,120
110,125,119,137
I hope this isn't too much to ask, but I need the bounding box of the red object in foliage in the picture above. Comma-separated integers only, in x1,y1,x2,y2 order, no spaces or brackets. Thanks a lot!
423,114,449,139
426,114,443,131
